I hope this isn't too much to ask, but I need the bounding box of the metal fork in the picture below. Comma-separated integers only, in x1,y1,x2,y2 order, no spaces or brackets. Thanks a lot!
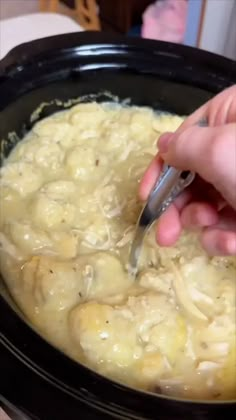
128,164,195,277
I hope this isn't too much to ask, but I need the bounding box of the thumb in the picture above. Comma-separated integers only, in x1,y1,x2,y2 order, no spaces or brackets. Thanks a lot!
158,123,236,209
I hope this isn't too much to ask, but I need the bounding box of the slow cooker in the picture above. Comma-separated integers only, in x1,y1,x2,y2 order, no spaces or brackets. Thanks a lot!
0,32,236,420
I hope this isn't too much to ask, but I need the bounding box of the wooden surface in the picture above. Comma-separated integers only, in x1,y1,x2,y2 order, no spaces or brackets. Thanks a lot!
75,0,101,30
40,0,58,12
62,0,153,33
40,0,100,30
98,0,153,33
197,0,207,46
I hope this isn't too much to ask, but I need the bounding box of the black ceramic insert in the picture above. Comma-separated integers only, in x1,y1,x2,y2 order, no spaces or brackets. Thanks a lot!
0,32,236,420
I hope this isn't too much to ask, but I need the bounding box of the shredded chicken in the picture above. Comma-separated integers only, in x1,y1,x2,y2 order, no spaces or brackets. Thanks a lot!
0,102,235,401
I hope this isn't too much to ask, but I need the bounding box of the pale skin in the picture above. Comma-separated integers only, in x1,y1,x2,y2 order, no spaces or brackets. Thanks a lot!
140,85,236,256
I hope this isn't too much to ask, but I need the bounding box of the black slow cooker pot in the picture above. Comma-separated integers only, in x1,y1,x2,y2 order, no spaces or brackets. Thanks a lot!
0,32,236,420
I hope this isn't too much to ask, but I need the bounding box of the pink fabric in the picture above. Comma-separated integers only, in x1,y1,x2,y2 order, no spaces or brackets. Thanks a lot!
141,0,188,44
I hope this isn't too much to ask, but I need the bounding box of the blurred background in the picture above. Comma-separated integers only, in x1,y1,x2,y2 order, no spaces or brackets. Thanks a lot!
0,0,235,59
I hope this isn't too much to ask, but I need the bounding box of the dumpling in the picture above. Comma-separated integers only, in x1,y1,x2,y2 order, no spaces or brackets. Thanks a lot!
69,302,142,369
31,192,76,230
0,162,43,196
21,255,86,310
66,145,107,180
73,252,132,300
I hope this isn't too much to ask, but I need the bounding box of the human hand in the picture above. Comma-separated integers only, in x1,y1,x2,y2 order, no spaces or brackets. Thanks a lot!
139,85,236,255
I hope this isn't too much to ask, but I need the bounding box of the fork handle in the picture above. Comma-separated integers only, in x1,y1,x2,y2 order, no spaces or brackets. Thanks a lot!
144,165,195,224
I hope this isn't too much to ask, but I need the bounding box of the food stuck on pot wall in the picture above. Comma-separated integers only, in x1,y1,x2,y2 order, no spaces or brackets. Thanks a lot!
0,102,235,401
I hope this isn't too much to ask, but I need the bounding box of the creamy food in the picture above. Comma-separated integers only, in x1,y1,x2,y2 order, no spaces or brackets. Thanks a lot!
0,102,235,400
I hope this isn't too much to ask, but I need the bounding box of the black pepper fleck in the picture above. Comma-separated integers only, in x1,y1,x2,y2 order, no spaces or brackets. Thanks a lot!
95,159,100,166
200,342,208,349
49,269,53,274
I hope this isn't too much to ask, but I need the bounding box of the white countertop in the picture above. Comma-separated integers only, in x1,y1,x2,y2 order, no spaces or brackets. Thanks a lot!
0,13,83,60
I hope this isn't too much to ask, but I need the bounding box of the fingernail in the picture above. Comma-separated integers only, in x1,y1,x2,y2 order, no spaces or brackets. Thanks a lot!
158,133,173,154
